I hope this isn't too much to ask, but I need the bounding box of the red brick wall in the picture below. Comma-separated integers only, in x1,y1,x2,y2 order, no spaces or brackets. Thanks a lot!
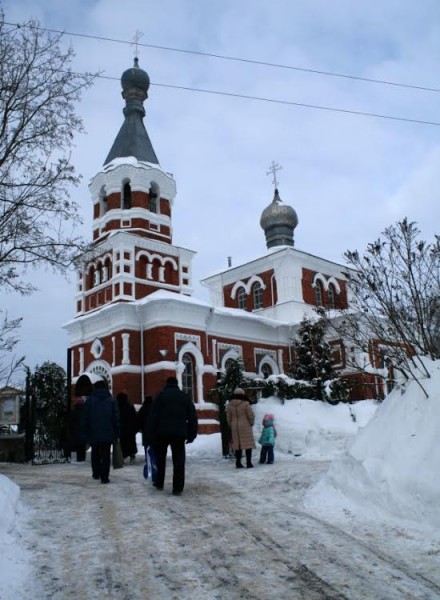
83,284,113,311
160,198,171,217
112,372,143,404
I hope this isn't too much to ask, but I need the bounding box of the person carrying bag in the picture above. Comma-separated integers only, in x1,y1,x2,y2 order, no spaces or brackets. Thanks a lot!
112,438,124,469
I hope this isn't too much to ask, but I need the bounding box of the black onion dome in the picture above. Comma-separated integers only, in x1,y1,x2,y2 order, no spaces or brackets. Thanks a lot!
121,57,150,94
260,189,298,248
103,57,159,166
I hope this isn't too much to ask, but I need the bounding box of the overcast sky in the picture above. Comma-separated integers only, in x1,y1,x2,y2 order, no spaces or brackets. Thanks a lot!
2,0,440,378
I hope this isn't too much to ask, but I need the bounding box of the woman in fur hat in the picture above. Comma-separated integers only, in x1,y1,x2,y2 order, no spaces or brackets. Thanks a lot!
226,388,255,468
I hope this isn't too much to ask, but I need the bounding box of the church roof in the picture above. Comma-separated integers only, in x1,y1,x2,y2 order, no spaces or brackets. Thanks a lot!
104,58,159,166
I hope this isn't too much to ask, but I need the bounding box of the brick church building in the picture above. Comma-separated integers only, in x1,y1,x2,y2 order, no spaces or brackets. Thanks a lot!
64,58,369,430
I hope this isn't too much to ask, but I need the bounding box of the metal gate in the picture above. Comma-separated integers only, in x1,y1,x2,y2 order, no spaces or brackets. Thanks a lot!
23,381,68,465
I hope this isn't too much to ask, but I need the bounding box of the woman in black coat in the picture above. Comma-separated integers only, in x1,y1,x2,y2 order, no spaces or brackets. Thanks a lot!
137,395,153,448
116,392,138,463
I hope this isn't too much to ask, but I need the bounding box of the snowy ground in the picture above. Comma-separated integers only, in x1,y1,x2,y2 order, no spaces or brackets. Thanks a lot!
1,451,440,600
1,364,440,599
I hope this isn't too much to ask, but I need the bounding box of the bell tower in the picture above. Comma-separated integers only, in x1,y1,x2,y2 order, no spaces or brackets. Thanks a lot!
74,58,195,317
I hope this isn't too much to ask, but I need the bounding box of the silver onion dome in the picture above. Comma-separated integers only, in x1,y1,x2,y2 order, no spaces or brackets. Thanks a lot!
260,188,298,248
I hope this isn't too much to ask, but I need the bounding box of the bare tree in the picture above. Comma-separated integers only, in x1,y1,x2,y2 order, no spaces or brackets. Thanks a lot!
0,12,95,295
325,219,440,397
0,310,24,384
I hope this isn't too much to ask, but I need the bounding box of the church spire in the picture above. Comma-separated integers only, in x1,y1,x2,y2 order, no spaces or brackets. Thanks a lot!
104,58,159,166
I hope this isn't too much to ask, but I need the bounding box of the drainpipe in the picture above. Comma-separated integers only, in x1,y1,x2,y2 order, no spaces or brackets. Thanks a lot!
136,306,145,403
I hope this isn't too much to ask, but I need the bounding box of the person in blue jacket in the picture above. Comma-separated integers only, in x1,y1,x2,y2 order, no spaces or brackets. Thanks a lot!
258,413,277,464
81,380,120,484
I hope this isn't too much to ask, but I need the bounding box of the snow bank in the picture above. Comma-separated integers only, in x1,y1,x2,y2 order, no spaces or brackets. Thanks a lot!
0,474,20,535
0,474,29,599
305,358,440,529
253,397,378,459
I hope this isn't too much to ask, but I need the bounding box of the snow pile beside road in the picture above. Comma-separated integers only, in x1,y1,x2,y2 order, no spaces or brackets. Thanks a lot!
252,396,377,459
0,474,19,534
0,474,30,598
305,358,440,528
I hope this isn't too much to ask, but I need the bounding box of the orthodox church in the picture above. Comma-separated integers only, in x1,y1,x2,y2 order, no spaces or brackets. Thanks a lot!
64,58,360,432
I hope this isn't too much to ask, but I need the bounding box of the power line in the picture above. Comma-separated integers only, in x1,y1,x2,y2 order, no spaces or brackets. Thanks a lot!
81,73,440,127
151,82,440,127
4,20,440,95
3,20,440,127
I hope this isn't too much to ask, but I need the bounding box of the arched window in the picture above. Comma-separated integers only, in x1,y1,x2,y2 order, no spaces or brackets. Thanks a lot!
253,282,263,310
327,284,335,309
104,257,112,281
182,353,195,402
99,187,107,216
237,287,246,310
149,182,159,213
88,266,95,290
164,261,174,284
261,363,273,379
315,282,323,307
96,264,103,286
123,182,131,209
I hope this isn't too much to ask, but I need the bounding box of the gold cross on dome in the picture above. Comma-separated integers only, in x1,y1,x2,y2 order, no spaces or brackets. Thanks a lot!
131,30,144,59
266,161,282,190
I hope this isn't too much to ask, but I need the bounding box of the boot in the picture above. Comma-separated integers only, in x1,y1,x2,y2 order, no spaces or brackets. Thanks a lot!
235,450,243,468
245,449,253,468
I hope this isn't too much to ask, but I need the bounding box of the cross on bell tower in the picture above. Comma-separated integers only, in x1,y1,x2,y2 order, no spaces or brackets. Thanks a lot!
131,30,144,60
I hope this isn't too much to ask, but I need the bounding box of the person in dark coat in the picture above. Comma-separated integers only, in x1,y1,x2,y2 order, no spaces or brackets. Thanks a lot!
116,392,138,464
137,395,157,484
68,396,87,461
148,376,198,495
81,380,119,484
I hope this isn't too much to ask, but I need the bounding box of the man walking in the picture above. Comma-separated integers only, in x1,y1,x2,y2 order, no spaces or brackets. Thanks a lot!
149,376,198,495
81,380,120,484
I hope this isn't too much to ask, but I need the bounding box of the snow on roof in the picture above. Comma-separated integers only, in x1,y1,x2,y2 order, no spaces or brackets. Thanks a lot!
91,156,170,179
136,289,211,308
213,304,289,327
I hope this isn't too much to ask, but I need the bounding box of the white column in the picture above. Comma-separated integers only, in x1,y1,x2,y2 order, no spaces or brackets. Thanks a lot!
79,347,84,373
122,333,130,365
196,365,204,405
277,349,284,374
176,363,184,388
112,336,116,367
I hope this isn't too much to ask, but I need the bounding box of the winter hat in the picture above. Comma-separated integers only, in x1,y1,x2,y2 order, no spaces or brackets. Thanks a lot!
232,387,245,396
263,413,275,424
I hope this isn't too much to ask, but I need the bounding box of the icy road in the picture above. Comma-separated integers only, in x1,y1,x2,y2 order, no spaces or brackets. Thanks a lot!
3,457,440,600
